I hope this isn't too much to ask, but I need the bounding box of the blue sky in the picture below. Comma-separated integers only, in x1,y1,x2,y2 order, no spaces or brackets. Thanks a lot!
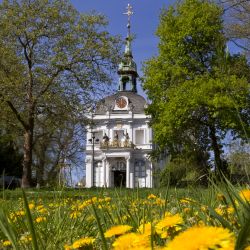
71,1,241,95
72,1,175,67
71,1,176,94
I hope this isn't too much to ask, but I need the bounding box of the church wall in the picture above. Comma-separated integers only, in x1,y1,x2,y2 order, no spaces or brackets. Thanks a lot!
93,164,105,187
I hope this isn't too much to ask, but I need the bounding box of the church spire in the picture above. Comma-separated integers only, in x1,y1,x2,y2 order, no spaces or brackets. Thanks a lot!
124,3,133,37
124,3,133,56
118,4,138,93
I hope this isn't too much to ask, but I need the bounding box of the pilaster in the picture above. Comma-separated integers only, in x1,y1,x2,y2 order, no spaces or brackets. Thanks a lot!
102,157,107,188
126,156,130,188
85,158,93,188
130,160,134,188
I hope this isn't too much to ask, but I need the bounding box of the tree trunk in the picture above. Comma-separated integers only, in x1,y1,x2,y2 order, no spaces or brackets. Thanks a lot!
209,124,222,173
22,129,33,188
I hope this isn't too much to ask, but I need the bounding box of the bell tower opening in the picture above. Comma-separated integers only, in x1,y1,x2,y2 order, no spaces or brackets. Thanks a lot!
122,76,129,90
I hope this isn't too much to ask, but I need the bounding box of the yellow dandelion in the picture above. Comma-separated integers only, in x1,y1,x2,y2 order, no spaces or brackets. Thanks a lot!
104,197,111,202
155,213,183,236
39,208,48,214
113,233,150,250
148,194,157,199
16,210,25,216
227,206,234,214
244,246,250,250
35,217,46,223
28,203,35,210
183,207,191,213
165,226,235,250
36,205,44,211
3,240,11,246
240,189,250,202
36,205,48,214
215,205,227,216
113,233,137,250
20,234,32,244
91,197,98,203
71,237,95,249
70,211,81,219
138,223,152,236
104,225,132,238
78,203,88,210
201,205,208,212
64,244,72,250
155,198,165,206
180,198,194,204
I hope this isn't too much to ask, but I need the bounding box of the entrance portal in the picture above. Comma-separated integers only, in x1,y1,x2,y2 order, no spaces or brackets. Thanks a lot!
113,170,126,187
110,159,126,188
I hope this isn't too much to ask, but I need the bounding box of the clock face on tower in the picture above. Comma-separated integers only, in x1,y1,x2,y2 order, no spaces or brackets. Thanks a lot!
116,97,127,109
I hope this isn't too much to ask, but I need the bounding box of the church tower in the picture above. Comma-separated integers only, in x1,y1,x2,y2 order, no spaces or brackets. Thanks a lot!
117,4,138,93
85,4,153,188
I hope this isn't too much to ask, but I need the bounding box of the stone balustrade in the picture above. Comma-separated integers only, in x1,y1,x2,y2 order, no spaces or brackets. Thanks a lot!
100,139,134,149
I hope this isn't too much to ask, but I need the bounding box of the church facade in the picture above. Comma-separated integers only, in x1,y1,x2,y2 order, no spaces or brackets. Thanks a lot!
85,5,154,188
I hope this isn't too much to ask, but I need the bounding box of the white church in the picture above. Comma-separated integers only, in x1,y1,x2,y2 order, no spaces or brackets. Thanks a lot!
85,4,154,188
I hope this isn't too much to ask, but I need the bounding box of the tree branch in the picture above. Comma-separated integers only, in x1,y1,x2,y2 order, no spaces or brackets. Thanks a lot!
230,39,250,51
6,100,28,130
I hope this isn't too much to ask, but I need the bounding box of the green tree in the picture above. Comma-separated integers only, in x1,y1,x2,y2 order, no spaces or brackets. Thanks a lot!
0,0,120,187
143,0,250,175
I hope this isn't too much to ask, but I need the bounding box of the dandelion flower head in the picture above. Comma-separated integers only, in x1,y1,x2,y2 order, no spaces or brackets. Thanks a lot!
105,225,132,238
240,189,250,202
71,237,95,249
113,233,150,250
165,226,235,250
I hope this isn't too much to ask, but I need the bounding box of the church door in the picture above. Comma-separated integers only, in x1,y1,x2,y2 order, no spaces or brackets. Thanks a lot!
112,161,126,187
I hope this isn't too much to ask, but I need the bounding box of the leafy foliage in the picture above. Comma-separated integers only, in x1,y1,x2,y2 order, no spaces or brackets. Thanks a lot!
143,0,250,175
0,0,121,187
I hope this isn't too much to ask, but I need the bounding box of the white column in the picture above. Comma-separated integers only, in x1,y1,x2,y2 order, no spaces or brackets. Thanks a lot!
146,160,153,188
130,161,134,188
85,158,93,188
97,162,101,187
103,158,106,188
145,122,149,145
126,157,130,188
150,162,153,188
149,127,152,147
106,161,110,187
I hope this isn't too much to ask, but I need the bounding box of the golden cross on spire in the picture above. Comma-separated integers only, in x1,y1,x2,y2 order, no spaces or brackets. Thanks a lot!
123,3,134,21
123,3,133,36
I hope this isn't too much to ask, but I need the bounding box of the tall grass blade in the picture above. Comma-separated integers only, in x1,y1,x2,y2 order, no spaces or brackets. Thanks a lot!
235,213,250,250
0,210,18,249
22,189,39,250
91,202,108,250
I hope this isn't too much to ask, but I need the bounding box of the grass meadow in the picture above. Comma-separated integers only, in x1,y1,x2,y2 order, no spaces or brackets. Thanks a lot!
0,181,249,250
